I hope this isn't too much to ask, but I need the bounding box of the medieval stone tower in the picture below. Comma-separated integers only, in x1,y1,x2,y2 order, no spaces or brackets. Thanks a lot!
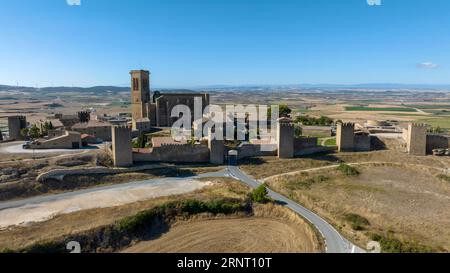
407,123,427,156
130,70,151,121
8,116,27,140
277,118,294,159
208,127,224,165
112,125,133,167
337,122,355,152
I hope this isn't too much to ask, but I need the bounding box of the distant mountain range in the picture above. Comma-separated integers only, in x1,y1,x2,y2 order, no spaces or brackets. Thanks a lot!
0,85,195,94
0,85,130,93
193,83,450,90
1,83,450,93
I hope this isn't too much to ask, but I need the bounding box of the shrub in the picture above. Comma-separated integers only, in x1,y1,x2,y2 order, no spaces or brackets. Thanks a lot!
132,133,148,148
344,213,370,231
251,185,270,203
370,233,435,253
22,241,65,254
437,174,450,183
181,199,208,214
117,209,160,233
117,199,246,234
337,164,360,176
0,248,15,253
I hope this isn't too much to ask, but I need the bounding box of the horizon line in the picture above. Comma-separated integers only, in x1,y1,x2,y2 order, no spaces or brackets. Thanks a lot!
2,82,450,90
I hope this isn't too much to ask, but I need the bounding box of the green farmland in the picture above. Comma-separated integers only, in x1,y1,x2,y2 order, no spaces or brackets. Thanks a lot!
345,106,418,112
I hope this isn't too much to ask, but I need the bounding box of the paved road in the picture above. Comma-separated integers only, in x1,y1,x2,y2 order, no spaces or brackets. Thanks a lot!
0,141,103,164
226,166,363,253
0,171,226,212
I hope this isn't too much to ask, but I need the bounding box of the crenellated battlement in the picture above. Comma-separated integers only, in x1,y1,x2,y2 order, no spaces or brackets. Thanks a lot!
9,115,26,121
339,122,355,128
114,125,132,131
279,122,295,128
337,122,355,152
410,123,428,128
407,122,428,156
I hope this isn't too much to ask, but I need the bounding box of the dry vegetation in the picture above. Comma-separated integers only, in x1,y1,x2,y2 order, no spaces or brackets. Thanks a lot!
0,178,247,250
122,204,320,253
240,150,450,179
265,163,450,252
0,178,322,253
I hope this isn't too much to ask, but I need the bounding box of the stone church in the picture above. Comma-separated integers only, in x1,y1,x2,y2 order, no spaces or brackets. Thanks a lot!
130,70,210,131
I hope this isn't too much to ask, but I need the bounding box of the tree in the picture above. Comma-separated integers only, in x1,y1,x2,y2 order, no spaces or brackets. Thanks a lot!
294,125,302,138
268,104,292,119
251,185,270,203
429,126,444,134
28,124,40,139
279,104,292,118
132,133,147,148
295,115,334,126
20,128,29,138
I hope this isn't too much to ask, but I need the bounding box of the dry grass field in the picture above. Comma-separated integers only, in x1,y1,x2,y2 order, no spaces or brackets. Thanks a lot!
0,178,248,250
0,178,321,253
265,163,450,252
240,150,450,179
123,216,319,253
122,203,321,253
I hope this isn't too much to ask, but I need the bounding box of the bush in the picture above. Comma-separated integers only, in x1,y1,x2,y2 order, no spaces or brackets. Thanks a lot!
117,199,247,234
251,185,270,203
370,233,435,253
268,104,292,118
344,213,370,231
22,241,65,254
337,164,360,176
181,199,207,214
132,133,148,149
295,115,334,126
437,174,450,183
0,248,15,253
117,208,161,233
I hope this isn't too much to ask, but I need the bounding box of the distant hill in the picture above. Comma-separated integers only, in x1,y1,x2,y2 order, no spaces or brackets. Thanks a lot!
0,84,212,96
0,84,130,94
1,83,450,94
0,85,131,94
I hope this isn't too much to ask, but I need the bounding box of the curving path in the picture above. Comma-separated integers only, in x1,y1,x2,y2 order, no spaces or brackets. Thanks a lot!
226,166,364,253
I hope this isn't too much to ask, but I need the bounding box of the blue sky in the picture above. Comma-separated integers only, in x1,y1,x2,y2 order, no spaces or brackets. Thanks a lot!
0,0,449,87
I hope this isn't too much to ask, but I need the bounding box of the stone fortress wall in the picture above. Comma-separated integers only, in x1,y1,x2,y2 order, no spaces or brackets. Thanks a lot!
407,123,428,156
133,144,211,163
336,122,372,152
112,126,133,167
426,134,450,154
8,116,27,140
